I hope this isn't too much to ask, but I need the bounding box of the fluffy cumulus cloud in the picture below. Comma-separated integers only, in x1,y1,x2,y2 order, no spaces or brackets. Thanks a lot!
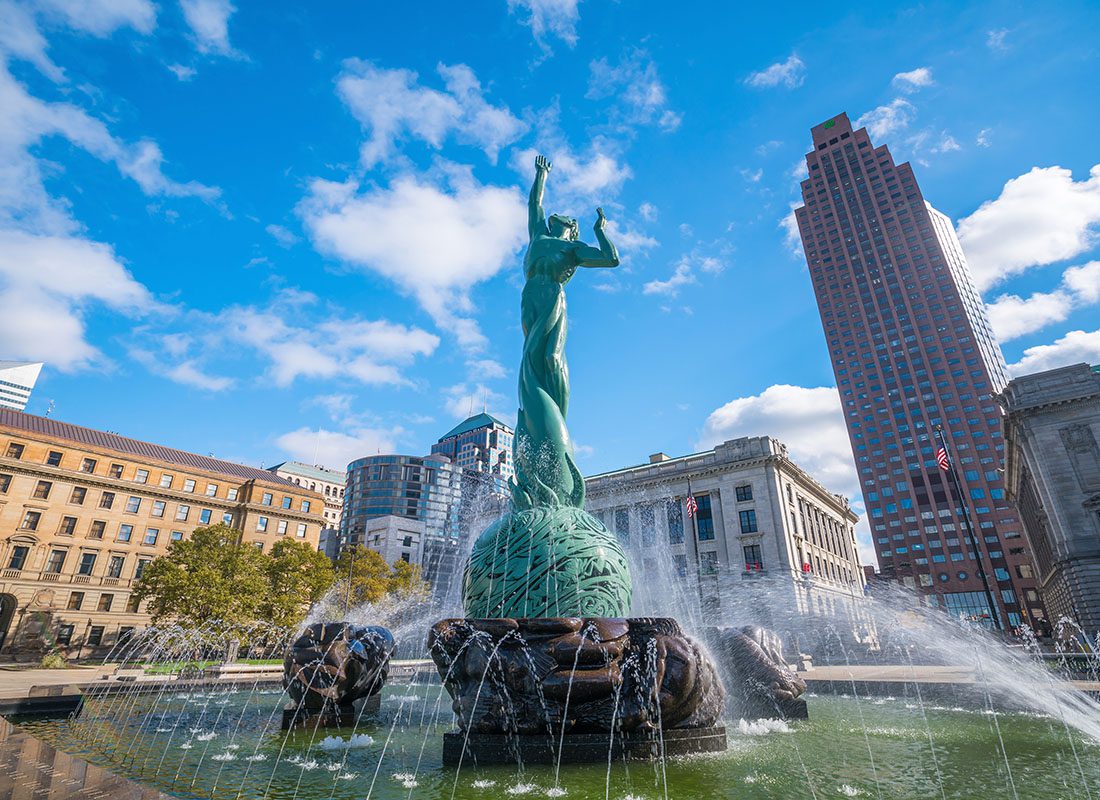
39,0,155,35
855,98,915,139
985,261,1100,341
275,426,401,472
744,54,805,89
957,164,1100,291
892,67,934,91
1008,329,1100,376
506,0,580,52
298,168,526,351
443,382,513,424
179,0,238,56
642,257,696,297
338,59,526,168
586,49,681,131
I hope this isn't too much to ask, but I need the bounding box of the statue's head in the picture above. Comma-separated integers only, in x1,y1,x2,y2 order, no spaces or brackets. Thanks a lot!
548,214,579,241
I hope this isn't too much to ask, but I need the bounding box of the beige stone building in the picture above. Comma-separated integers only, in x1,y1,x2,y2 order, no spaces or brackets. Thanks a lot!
0,409,325,659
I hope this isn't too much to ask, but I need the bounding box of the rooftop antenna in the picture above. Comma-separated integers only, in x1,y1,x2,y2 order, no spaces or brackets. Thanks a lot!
44,400,55,418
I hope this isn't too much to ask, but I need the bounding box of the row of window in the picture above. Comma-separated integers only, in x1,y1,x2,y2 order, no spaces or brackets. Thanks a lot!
8,544,136,579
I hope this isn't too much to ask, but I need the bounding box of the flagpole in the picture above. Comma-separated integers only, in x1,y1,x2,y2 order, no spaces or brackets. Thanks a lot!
934,425,1002,632
685,478,705,614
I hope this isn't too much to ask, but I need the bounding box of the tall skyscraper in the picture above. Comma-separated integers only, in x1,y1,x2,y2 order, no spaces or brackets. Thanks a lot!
431,413,515,481
794,112,1044,630
0,362,43,411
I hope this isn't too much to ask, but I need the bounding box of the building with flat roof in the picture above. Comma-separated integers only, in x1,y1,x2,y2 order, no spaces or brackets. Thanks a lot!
0,409,325,659
431,413,515,481
793,111,1041,630
585,436,866,648
0,362,43,412
267,461,346,559
999,363,1100,633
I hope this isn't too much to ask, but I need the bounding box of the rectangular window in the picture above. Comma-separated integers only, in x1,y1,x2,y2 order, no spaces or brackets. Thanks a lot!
89,520,106,539
183,479,196,492
175,504,190,521
70,486,87,505
45,549,67,573
46,450,63,467
135,558,151,579
109,463,124,478
205,483,218,497
227,487,238,501
1000,589,1017,605
296,523,307,538
738,509,758,534
117,524,133,542
302,500,311,513
97,593,113,612
33,480,52,499
67,592,84,610
55,623,75,646
0,473,10,493
735,485,753,502
666,502,684,545
126,596,140,613
80,458,97,473
77,552,97,575
277,520,288,534
7,545,29,570
87,626,104,646
281,496,292,509
614,509,630,542
151,500,166,518
261,492,273,506
222,512,233,525
107,556,124,578
5,442,25,459
694,495,715,540
134,469,149,484
700,551,719,574
143,528,159,546
99,491,115,509
21,510,41,530
124,496,141,513
58,516,77,535
743,543,763,570
171,531,183,541
199,509,212,524
256,516,268,532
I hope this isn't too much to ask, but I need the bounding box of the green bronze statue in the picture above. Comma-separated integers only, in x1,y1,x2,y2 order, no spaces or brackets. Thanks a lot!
461,155,633,619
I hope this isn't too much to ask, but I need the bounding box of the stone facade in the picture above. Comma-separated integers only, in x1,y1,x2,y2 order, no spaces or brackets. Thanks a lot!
0,409,325,659
584,437,866,639
268,461,346,562
999,363,1100,633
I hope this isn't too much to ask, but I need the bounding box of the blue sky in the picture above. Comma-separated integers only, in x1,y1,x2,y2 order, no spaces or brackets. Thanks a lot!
2,0,1099,559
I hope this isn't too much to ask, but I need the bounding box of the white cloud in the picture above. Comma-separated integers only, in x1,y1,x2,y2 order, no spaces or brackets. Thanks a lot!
892,67,934,91
443,382,513,424
167,63,196,81
745,54,805,89
755,140,783,156
932,132,960,153
977,128,992,148
0,1,63,80
957,164,1100,290
38,0,156,36
740,167,763,183
789,159,809,183
265,223,299,247
179,0,237,56
506,0,580,52
511,141,632,215
855,98,915,139
298,168,526,351
276,426,401,472
987,28,1009,52
986,261,1100,341
468,359,508,380
0,230,154,370
642,257,696,297
638,202,657,222
1008,329,1100,376
604,218,657,253
587,49,680,131
129,347,233,390
337,59,525,168
698,384,859,501
780,202,803,257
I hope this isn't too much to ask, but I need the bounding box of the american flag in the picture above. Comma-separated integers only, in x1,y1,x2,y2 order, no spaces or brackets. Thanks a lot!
685,495,699,518
936,445,950,472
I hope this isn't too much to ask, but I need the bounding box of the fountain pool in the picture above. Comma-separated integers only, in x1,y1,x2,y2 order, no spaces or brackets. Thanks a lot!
15,682,1100,799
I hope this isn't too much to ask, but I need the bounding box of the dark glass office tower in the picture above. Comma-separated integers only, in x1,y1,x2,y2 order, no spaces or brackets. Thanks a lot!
793,112,1045,630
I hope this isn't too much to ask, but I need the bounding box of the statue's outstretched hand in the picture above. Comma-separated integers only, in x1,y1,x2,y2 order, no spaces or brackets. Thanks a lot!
535,154,552,174
594,207,607,232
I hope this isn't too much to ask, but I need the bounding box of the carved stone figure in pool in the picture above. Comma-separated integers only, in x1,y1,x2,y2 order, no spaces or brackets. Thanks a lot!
462,154,633,620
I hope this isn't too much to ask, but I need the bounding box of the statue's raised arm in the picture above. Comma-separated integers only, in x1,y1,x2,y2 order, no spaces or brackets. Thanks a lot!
573,207,620,269
529,154,551,239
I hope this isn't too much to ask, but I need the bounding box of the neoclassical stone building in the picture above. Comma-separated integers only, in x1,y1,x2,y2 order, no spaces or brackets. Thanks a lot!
0,410,325,659
999,363,1100,633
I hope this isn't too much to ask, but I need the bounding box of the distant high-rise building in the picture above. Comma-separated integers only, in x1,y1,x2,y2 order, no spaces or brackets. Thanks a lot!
267,461,346,531
0,362,43,411
431,413,515,481
794,112,1043,630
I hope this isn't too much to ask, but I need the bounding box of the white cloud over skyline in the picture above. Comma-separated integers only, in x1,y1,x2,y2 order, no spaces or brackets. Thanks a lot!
745,54,805,89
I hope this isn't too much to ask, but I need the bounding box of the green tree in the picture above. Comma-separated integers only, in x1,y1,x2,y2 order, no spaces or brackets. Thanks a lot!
334,545,394,607
389,558,430,598
132,524,268,632
260,539,336,628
